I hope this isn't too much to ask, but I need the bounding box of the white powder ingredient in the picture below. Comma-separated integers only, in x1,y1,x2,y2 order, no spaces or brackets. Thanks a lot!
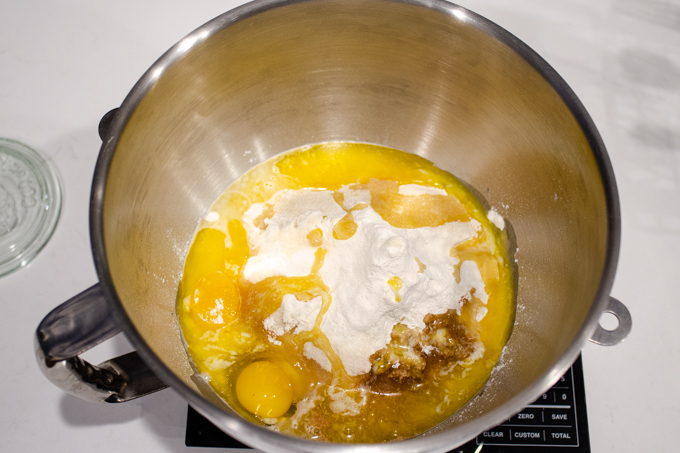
205,211,220,222
487,208,505,231
436,390,452,414
205,299,224,324
327,384,368,416
397,184,448,196
464,341,486,365
204,356,234,371
199,329,221,342
303,342,332,372
338,185,371,208
476,306,489,322
242,190,347,282
243,185,488,376
287,387,322,430
263,295,322,337
321,207,483,375
460,260,488,305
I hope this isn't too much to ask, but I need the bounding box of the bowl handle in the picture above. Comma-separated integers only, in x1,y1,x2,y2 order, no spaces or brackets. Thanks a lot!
98,107,118,140
34,283,168,402
588,296,632,346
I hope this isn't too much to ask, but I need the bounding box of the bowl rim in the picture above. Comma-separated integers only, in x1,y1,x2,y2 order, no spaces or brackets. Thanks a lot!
89,0,621,451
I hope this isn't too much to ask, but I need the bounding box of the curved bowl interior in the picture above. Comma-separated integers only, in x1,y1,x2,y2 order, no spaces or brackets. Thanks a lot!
96,0,615,451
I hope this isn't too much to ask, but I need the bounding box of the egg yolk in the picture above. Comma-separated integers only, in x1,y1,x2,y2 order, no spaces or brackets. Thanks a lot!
190,271,240,326
179,228,226,298
236,361,293,418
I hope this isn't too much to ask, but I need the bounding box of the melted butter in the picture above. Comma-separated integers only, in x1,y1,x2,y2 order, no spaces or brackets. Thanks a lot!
414,257,427,273
387,276,404,302
332,212,358,240
177,142,515,443
306,228,323,247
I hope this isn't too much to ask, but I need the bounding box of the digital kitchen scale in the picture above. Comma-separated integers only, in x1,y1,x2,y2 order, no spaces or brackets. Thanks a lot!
186,355,590,452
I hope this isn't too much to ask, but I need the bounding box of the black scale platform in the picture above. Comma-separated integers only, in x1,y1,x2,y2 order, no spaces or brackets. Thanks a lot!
186,355,590,452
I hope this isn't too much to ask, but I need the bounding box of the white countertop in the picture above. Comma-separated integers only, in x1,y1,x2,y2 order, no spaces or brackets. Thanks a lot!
2,0,678,452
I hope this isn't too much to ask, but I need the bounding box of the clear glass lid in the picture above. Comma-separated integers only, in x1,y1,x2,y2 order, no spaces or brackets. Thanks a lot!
0,138,61,277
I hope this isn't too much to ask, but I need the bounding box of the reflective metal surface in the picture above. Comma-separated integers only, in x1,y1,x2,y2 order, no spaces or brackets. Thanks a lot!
83,0,623,451
589,297,632,346
35,284,168,402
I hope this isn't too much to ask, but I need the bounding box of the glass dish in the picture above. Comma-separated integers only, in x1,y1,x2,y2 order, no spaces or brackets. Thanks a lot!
0,138,61,277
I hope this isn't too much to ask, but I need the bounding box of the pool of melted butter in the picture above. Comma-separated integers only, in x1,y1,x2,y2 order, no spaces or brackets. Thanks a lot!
177,142,515,443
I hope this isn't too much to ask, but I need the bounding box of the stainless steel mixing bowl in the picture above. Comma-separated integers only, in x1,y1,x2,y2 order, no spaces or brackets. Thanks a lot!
36,0,631,451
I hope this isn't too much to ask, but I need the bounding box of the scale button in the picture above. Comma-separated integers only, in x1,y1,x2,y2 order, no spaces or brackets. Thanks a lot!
544,427,579,446
509,428,545,444
537,388,574,406
551,388,574,405
508,407,543,425
477,427,511,444
544,408,573,425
